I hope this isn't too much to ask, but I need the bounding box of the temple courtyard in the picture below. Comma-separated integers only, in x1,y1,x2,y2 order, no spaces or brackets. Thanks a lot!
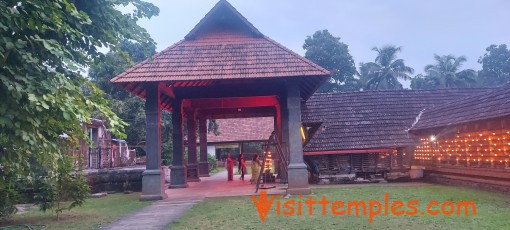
4,170,510,229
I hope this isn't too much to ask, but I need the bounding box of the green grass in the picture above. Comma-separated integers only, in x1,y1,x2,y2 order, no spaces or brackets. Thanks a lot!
1,193,151,230
209,167,224,175
235,166,253,175
170,185,510,230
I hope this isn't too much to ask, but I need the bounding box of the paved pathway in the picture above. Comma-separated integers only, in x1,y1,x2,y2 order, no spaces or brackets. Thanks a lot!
100,198,203,230
101,170,431,230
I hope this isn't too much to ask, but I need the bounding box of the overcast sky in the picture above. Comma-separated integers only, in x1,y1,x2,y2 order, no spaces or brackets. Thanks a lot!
136,0,510,87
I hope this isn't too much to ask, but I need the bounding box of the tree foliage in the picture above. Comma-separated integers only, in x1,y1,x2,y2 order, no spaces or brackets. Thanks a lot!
409,74,439,90
0,0,159,218
89,40,156,146
478,44,510,86
359,46,414,90
303,30,359,92
411,54,476,89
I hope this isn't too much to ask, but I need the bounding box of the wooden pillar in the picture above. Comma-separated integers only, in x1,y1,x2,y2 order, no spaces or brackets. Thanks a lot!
280,96,289,183
273,114,281,179
198,117,210,177
285,81,310,195
186,109,200,182
140,83,167,201
170,99,188,188
397,148,404,168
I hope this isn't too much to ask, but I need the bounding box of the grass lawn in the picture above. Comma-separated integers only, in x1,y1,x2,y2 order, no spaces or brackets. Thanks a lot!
170,185,510,230
209,167,224,175
235,166,252,175
1,193,151,230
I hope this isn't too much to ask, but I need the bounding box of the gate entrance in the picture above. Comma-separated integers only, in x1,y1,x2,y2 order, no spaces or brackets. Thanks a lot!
111,0,330,200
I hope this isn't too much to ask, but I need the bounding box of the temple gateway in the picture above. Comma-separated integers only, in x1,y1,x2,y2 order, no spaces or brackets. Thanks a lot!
113,1,510,200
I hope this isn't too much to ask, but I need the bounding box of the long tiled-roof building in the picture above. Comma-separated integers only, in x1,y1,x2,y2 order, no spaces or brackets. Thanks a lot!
408,83,510,192
299,88,491,181
302,89,488,153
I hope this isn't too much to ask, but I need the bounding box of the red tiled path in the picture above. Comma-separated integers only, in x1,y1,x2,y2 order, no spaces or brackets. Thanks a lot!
164,169,287,200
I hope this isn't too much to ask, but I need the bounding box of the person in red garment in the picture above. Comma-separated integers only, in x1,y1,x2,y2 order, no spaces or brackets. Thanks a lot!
226,153,234,181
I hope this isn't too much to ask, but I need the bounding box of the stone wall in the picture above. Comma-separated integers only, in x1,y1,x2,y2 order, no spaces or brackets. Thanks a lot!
86,168,144,193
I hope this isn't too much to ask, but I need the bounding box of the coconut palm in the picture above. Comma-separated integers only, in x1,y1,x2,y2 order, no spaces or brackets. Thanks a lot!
360,46,414,90
424,54,477,88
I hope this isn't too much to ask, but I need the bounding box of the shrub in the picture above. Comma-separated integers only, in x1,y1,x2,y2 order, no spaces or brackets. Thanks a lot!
0,186,19,220
33,155,89,220
208,155,217,173
0,166,23,220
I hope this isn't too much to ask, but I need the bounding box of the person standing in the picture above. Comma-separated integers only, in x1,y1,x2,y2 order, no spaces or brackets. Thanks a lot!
226,153,234,181
250,154,261,184
238,153,245,180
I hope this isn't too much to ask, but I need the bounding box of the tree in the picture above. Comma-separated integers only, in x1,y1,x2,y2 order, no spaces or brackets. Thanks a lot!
359,46,414,90
89,41,156,146
0,0,159,217
410,74,440,89
303,30,359,92
478,44,510,86
424,54,477,88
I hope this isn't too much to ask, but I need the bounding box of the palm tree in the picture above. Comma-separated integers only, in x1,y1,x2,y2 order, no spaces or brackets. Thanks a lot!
360,45,414,90
424,54,476,88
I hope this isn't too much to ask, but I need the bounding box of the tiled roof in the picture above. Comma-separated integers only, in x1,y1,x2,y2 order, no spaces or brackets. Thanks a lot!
111,31,329,83
411,83,510,131
207,117,274,143
111,0,329,84
302,88,489,152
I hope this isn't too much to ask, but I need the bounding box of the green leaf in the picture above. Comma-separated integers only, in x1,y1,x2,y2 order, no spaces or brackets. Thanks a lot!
28,94,37,102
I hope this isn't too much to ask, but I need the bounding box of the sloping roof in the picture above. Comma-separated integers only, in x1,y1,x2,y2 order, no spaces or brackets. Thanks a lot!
411,83,510,131
110,33,329,83
302,88,489,152
185,0,262,40
207,117,274,143
111,0,329,85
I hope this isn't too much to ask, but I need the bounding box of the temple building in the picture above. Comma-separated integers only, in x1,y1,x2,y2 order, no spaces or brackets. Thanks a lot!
300,88,489,182
206,117,273,161
112,0,510,200
409,82,510,191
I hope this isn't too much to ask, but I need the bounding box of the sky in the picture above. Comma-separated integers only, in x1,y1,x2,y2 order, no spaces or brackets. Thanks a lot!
135,0,510,88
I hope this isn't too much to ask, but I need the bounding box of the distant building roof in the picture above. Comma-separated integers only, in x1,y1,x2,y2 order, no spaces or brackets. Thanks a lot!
207,117,274,143
302,88,489,152
411,83,510,132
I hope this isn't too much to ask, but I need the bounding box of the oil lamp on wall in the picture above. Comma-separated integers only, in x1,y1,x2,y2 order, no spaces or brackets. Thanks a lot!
414,128,510,169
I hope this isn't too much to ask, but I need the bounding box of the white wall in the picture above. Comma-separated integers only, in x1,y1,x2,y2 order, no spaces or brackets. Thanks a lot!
207,145,216,156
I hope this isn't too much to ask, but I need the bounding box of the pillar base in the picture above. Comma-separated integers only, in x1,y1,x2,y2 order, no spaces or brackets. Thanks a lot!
140,169,167,201
198,161,210,177
286,163,311,195
170,165,188,189
186,164,201,182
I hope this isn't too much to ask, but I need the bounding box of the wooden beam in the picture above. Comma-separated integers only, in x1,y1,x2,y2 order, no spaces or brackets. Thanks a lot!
197,106,275,119
188,96,279,109
159,82,175,98
304,149,394,156
173,80,285,99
